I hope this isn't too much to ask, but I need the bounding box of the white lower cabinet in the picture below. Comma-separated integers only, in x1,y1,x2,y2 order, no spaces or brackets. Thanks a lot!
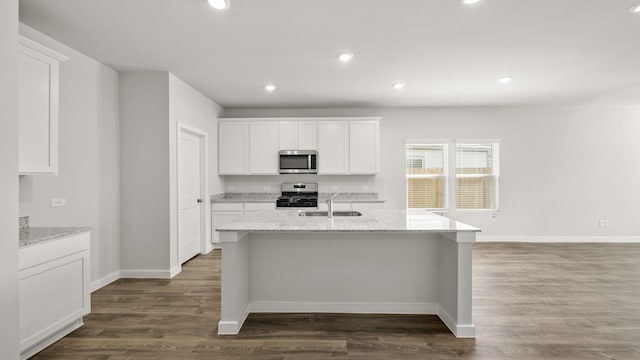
318,202,385,211
19,231,90,360
211,202,276,245
211,203,243,244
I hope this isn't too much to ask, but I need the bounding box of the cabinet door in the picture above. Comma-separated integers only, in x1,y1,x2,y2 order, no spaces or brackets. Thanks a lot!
349,121,379,174
18,46,60,175
249,122,279,174
297,121,317,150
317,121,349,174
211,211,242,244
279,121,298,150
244,202,275,211
219,121,249,174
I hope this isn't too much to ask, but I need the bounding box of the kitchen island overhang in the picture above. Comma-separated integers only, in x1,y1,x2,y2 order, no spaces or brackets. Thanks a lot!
216,210,479,338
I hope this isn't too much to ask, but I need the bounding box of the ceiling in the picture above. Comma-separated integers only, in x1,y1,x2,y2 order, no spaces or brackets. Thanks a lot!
19,0,640,108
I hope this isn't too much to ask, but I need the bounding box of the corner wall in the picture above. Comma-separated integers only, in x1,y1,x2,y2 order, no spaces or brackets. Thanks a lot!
17,24,121,288
0,0,20,358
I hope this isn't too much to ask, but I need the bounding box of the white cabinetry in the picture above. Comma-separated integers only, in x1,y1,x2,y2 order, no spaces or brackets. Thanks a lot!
211,203,243,244
250,122,279,174
219,121,249,174
219,117,379,176
318,202,385,211
317,121,349,174
18,36,68,175
349,120,379,174
211,202,275,245
279,121,317,150
19,231,90,359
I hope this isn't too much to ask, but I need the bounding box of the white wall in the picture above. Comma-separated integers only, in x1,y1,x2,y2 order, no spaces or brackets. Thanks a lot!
120,72,171,273
17,24,121,288
120,72,222,275
223,106,640,238
0,1,20,358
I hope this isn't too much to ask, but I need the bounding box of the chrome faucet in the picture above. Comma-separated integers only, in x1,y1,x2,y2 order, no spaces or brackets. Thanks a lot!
326,193,337,218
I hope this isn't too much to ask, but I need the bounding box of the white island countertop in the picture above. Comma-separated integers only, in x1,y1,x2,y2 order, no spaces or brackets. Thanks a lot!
216,209,479,233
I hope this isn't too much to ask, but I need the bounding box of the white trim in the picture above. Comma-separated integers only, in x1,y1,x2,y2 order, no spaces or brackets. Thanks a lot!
476,236,640,243
90,271,121,293
217,303,250,335
169,265,181,278
120,269,175,279
219,116,381,122
19,35,69,62
20,319,83,360
249,301,439,315
437,306,476,338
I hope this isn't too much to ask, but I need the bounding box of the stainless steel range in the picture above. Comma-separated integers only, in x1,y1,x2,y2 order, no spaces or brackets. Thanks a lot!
276,183,318,209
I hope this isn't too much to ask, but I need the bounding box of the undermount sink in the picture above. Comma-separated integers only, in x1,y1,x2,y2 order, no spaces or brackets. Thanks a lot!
298,211,362,217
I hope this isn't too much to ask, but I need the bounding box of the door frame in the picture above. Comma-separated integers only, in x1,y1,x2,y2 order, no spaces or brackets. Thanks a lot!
176,122,210,268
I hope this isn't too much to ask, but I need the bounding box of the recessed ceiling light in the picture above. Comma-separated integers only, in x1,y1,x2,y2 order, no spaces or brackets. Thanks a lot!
498,76,514,84
264,84,276,92
337,52,354,63
392,83,406,90
462,0,482,5
208,0,229,10
630,3,640,13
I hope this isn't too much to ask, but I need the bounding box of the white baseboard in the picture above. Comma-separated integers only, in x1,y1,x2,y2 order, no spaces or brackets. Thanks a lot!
437,306,475,338
249,301,439,315
218,303,250,335
120,269,175,279
476,236,640,243
90,271,121,293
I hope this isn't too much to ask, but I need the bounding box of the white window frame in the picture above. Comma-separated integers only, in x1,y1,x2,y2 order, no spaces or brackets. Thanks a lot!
454,139,500,211
405,139,450,212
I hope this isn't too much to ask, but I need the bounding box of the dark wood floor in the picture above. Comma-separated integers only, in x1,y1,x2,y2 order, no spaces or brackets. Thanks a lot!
32,243,640,359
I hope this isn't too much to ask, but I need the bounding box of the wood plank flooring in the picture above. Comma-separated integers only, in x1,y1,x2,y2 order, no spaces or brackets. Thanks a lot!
32,243,640,359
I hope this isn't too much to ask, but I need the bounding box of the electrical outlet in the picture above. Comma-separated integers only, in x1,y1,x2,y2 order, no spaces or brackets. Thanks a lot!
51,198,66,208
599,219,610,228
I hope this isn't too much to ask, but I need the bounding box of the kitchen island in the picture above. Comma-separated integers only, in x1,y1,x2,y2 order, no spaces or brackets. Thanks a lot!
216,209,479,338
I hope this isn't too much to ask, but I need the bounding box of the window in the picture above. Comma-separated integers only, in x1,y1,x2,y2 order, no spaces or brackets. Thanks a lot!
406,142,449,210
455,142,499,210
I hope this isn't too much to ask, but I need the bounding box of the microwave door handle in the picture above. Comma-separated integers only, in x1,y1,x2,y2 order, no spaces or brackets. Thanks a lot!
308,155,311,169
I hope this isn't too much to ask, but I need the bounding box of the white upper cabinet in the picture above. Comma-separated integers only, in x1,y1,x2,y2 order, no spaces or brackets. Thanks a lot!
218,117,379,176
349,120,379,174
249,121,279,174
218,121,249,174
317,121,349,175
18,36,68,175
279,120,317,150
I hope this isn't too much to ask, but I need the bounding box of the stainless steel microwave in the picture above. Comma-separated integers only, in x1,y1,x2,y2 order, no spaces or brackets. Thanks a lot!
279,150,317,174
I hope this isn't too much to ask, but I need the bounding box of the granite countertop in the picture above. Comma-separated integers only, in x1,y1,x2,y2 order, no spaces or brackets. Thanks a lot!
216,209,479,233
19,227,91,247
211,192,385,203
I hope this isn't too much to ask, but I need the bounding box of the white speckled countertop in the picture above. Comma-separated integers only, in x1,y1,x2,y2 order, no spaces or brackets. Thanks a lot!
216,209,479,233
19,227,91,247
210,192,385,203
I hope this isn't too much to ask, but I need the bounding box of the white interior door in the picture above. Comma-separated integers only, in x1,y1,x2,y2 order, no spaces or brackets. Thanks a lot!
178,130,203,264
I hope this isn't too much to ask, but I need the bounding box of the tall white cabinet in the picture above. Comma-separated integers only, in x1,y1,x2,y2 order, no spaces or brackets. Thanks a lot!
317,121,349,174
218,121,249,174
18,36,68,175
249,122,279,174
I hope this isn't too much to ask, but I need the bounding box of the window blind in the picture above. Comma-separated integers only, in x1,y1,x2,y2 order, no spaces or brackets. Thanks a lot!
455,142,499,210
406,143,449,209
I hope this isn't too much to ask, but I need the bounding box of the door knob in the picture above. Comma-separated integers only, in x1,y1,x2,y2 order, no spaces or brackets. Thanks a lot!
197,198,203,203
